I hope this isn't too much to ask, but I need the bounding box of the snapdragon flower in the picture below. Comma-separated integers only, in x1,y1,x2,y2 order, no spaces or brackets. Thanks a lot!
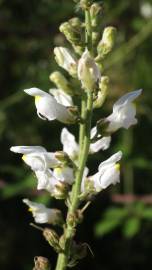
23,198,62,224
10,146,60,171
86,151,122,192
49,88,73,107
54,47,77,77
61,127,111,160
24,88,75,124
106,89,142,132
35,169,72,199
78,49,101,91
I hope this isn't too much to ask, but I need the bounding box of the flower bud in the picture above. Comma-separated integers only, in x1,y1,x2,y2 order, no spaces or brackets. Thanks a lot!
78,50,101,91
93,76,109,109
80,0,93,9
33,256,51,270
55,151,75,167
49,71,74,96
69,17,82,29
90,3,103,28
43,228,61,253
53,181,70,200
59,21,84,55
97,27,117,58
54,47,77,77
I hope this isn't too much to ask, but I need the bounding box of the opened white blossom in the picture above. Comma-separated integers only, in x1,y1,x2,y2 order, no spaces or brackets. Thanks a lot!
87,151,122,192
78,49,101,90
49,88,73,107
61,127,110,160
23,198,62,224
10,146,60,171
24,88,75,124
35,169,71,199
53,166,74,185
54,47,77,77
35,169,59,193
90,126,111,152
106,89,142,132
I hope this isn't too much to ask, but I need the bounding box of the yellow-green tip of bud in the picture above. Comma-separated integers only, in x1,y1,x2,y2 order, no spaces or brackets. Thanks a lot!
49,71,73,96
97,26,117,58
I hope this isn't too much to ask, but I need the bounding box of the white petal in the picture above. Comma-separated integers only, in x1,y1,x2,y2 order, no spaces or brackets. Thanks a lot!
61,128,79,159
94,166,120,190
49,88,73,106
90,136,111,153
113,89,142,112
10,146,46,154
24,87,50,97
98,151,122,170
35,169,58,192
54,47,77,75
35,95,59,121
90,126,97,139
53,167,74,185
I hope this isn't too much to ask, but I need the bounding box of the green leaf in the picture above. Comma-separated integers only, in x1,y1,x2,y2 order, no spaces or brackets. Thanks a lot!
142,208,152,220
104,207,128,219
94,218,121,237
122,217,141,238
1,174,35,198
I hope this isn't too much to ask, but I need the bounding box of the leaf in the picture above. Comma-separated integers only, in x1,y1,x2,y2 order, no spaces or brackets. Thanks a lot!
94,218,121,237
104,207,128,219
122,217,141,238
142,208,152,220
1,174,35,198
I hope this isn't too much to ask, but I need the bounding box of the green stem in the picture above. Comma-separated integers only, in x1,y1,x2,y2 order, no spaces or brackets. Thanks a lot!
55,6,93,270
79,94,87,157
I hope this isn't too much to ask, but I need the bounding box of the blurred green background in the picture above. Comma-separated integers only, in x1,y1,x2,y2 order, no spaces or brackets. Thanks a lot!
0,0,152,269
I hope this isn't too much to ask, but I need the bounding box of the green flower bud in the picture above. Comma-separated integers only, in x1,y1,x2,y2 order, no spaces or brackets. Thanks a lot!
49,71,74,96
33,256,51,270
43,228,61,253
90,3,103,28
80,0,93,9
97,27,117,58
59,21,85,55
93,76,109,109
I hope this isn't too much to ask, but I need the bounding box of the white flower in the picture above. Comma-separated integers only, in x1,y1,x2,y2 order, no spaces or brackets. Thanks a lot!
24,88,75,124
23,198,61,224
35,169,59,192
89,151,122,192
49,88,73,106
54,47,77,76
61,127,110,160
90,136,111,153
78,49,101,90
10,146,60,171
35,169,71,199
90,126,111,152
106,89,142,132
53,166,74,185
61,128,79,160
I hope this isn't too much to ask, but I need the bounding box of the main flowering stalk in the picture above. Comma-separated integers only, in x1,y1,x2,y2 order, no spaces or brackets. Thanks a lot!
55,8,93,270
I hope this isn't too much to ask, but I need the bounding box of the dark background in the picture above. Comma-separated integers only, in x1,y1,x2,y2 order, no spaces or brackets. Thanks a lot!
0,0,152,269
